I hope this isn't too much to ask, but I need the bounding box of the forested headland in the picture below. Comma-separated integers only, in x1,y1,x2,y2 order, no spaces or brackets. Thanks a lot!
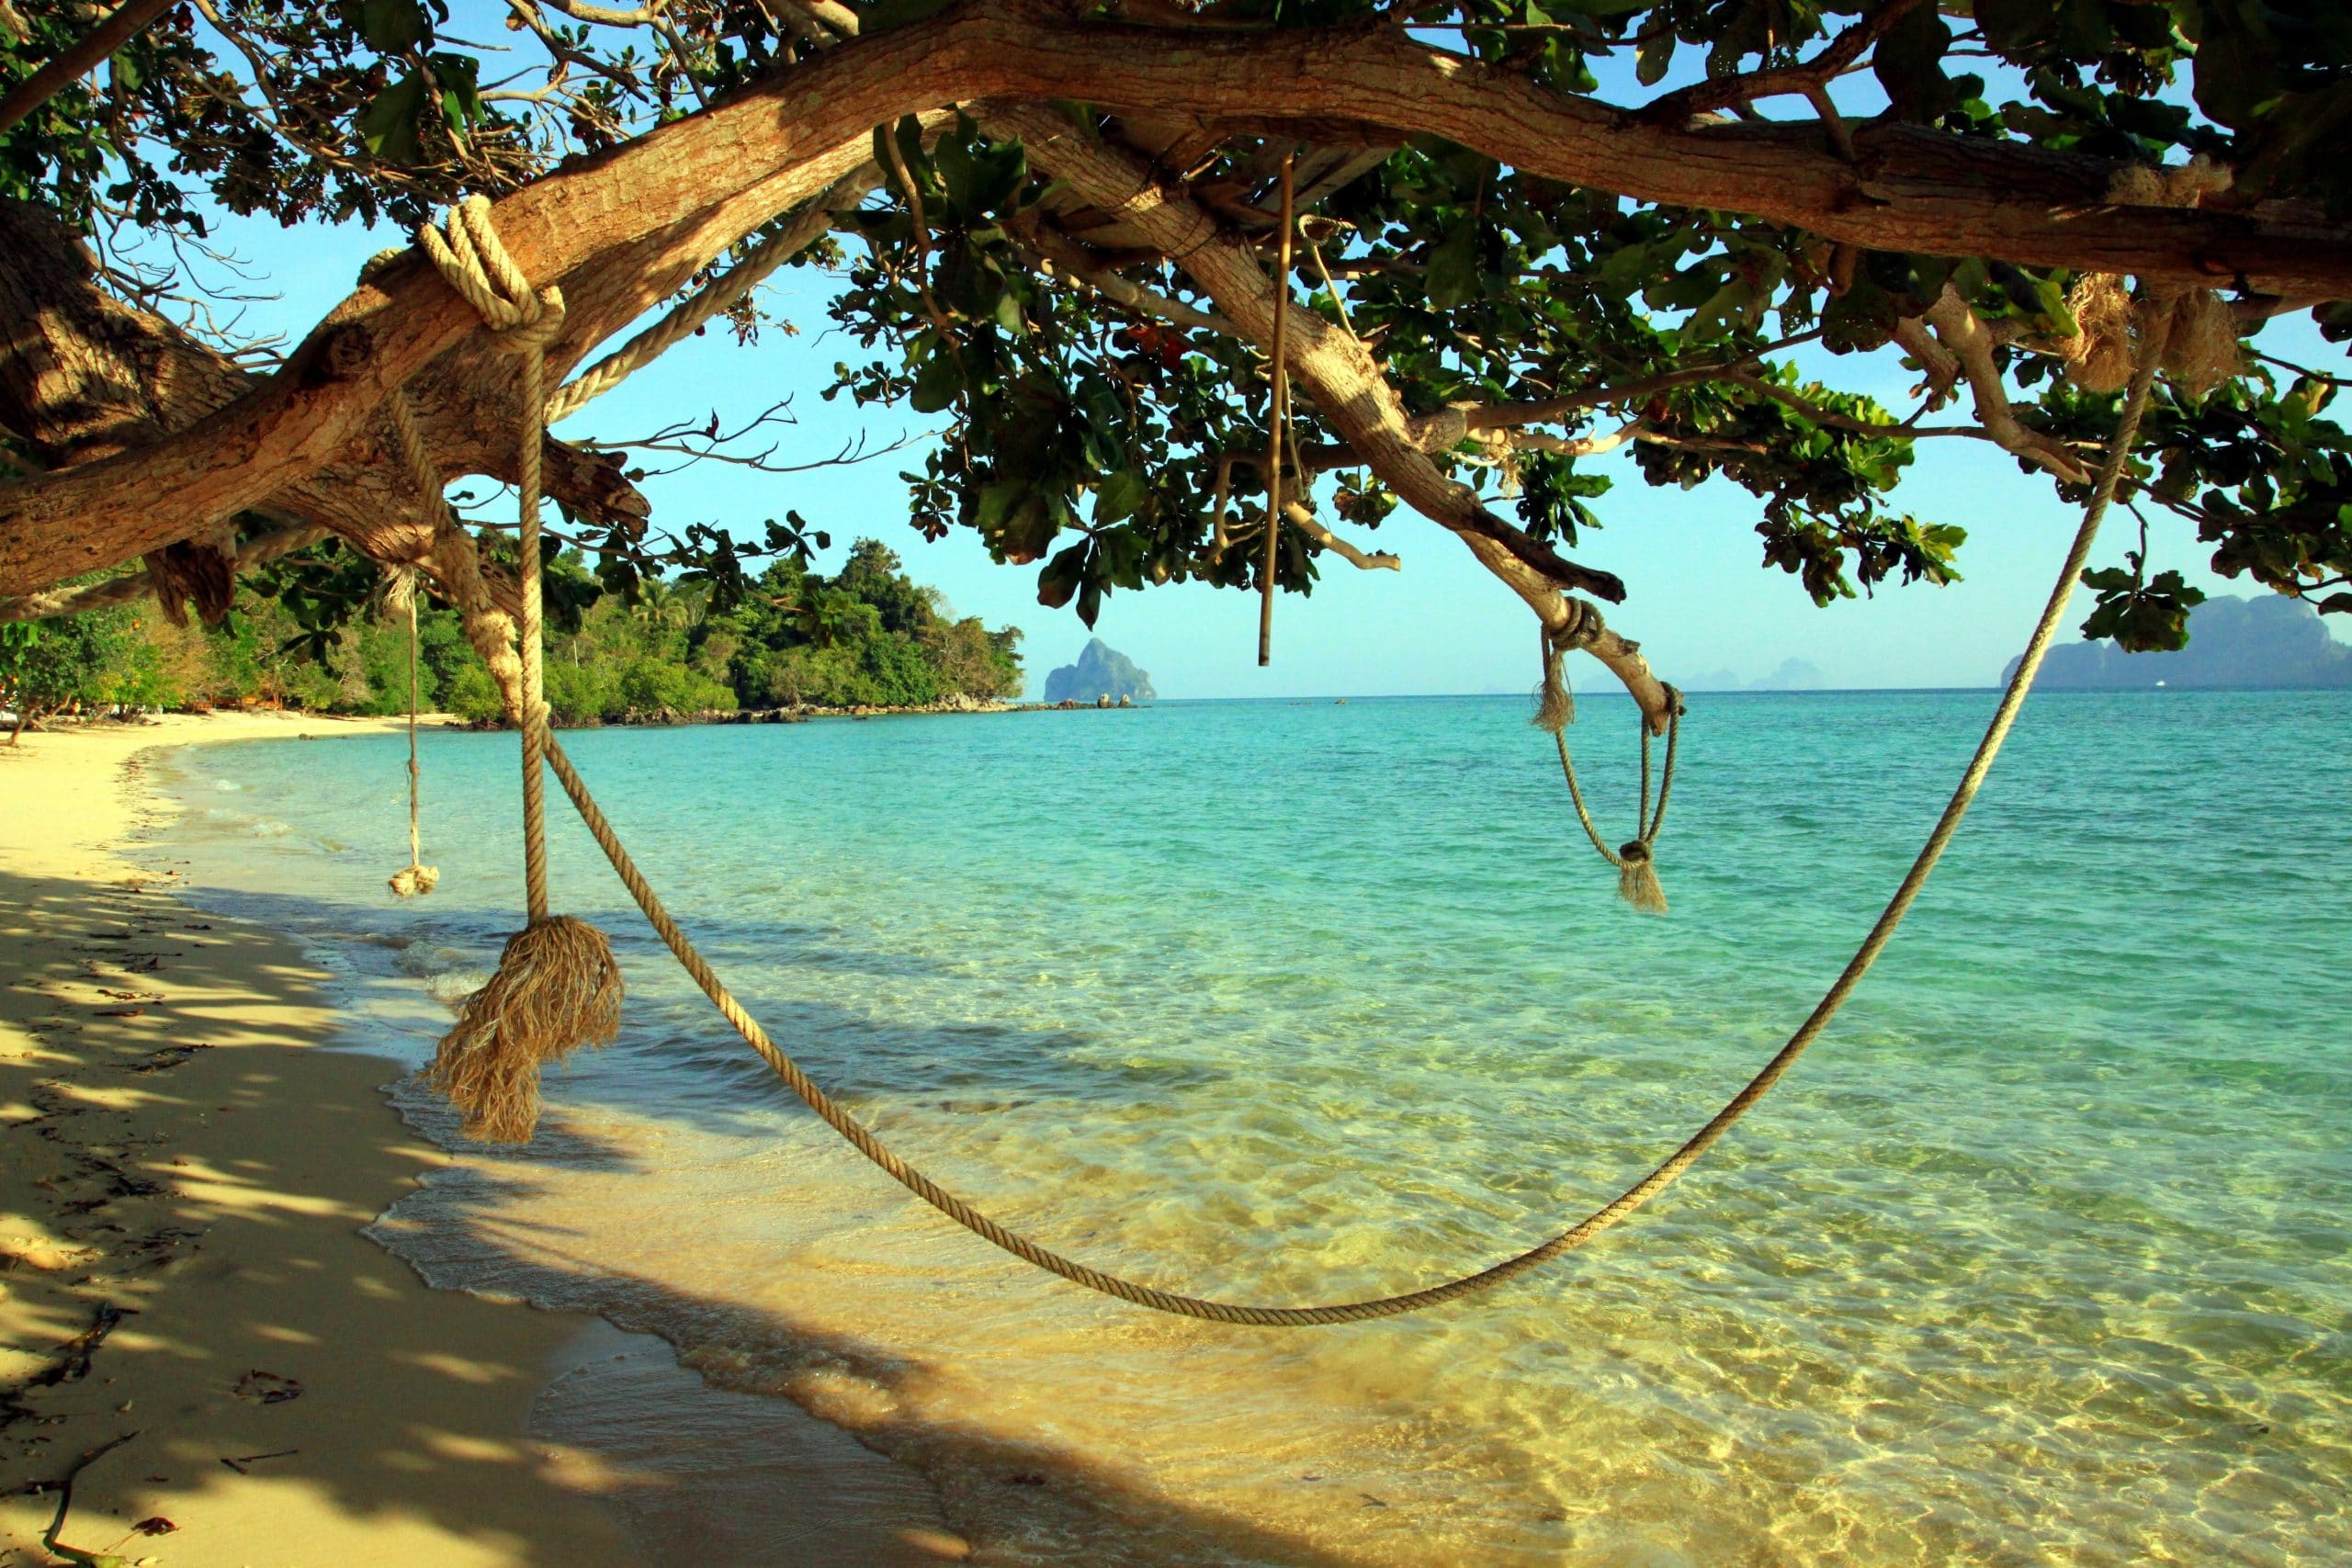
1,536,1023,731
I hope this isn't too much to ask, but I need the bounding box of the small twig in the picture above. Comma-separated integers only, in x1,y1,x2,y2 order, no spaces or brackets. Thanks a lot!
40,1431,141,1568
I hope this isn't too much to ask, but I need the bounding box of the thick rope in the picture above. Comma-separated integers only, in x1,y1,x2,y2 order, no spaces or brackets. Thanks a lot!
420,196,566,924
530,313,2165,1325
411,184,2166,1318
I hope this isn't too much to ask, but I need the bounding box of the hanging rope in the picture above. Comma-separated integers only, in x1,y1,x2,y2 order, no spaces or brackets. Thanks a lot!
413,194,2172,1324
414,197,622,1144
1552,684,1682,914
385,568,439,897
1257,152,1295,668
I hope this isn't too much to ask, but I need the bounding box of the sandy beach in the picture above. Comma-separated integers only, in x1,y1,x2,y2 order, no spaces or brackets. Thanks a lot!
0,713,970,1567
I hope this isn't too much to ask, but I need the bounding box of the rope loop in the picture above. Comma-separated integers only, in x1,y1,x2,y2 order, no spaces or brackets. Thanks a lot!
477,299,2176,1325
419,195,566,354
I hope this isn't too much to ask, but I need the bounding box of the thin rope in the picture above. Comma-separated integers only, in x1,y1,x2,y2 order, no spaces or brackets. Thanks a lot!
1257,152,1295,668
405,591,423,871
1555,702,1679,871
441,196,2166,1324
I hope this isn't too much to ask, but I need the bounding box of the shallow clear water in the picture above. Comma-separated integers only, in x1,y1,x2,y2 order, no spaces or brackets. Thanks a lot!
152,692,2352,1565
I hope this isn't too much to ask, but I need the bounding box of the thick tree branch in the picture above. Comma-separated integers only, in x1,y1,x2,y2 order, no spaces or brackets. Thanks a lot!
6,0,2351,595
0,198,650,584
0,522,329,626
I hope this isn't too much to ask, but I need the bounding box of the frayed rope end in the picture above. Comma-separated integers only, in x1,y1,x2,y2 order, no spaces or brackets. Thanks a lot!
389,863,440,897
429,915,623,1142
1532,635,1574,734
1617,840,1668,915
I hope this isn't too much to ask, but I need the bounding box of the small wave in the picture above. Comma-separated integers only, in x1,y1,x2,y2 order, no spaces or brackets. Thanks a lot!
427,969,492,1011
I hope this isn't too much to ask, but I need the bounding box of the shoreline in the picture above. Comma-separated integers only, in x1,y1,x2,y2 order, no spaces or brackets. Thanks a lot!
0,714,969,1565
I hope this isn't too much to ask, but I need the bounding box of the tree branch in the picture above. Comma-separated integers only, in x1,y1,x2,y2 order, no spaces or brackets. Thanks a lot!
1283,502,1398,570
0,0,176,135
1639,0,1928,126
7,0,2351,595
1920,286,2093,483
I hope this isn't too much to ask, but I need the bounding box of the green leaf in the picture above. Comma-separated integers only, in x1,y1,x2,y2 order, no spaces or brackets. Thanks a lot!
358,0,428,53
1873,3,1954,125
1634,29,1674,87
1036,540,1088,609
1425,221,1480,311
2193,24,2279,132
432,52,483,142
936,125,1027,219
357,72,427,166
992,288,1026,336
1095,468,1148,525
909,349,963,414
1972,0,2046,54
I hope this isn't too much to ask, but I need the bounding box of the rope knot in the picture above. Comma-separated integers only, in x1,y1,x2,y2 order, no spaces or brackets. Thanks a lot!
1618,840,1651,864
419,195,566,354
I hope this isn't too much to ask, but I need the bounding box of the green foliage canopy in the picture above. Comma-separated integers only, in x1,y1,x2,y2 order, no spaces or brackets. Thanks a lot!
3,1,2348,661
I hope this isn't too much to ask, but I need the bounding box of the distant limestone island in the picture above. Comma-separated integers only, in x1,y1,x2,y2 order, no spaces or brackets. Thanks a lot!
1043,638,1155,705
2007,593,2352,690
1684,658,1828,693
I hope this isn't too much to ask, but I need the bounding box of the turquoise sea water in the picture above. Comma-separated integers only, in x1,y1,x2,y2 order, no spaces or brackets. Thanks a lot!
152,691,2350,1565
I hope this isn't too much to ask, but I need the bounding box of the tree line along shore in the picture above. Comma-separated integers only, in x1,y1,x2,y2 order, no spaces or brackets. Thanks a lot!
3,538,1026,732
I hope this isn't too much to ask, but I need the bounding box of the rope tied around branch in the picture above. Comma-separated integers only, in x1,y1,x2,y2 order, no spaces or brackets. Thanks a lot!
1532,601,1598,734
412,195,621,1143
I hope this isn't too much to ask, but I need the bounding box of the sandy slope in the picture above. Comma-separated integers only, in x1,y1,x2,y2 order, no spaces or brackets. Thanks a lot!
0,713,968,1566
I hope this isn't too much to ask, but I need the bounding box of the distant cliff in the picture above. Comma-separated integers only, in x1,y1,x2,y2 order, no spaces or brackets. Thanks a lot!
2006,593,2352,689
1043,638,1155,703
1682,658,1827,692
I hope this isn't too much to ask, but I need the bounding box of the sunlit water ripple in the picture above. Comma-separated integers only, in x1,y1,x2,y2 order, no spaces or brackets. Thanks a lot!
149,691,2350,1565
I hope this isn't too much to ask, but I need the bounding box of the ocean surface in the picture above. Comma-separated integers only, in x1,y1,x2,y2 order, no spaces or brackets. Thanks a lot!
147,691,2350,1565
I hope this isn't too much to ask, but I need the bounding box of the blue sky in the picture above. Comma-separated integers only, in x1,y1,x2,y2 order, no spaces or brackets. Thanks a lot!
162,18,2344,700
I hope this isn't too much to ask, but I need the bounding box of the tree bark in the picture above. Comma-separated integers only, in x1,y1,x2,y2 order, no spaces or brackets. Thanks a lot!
4,0,2350,597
